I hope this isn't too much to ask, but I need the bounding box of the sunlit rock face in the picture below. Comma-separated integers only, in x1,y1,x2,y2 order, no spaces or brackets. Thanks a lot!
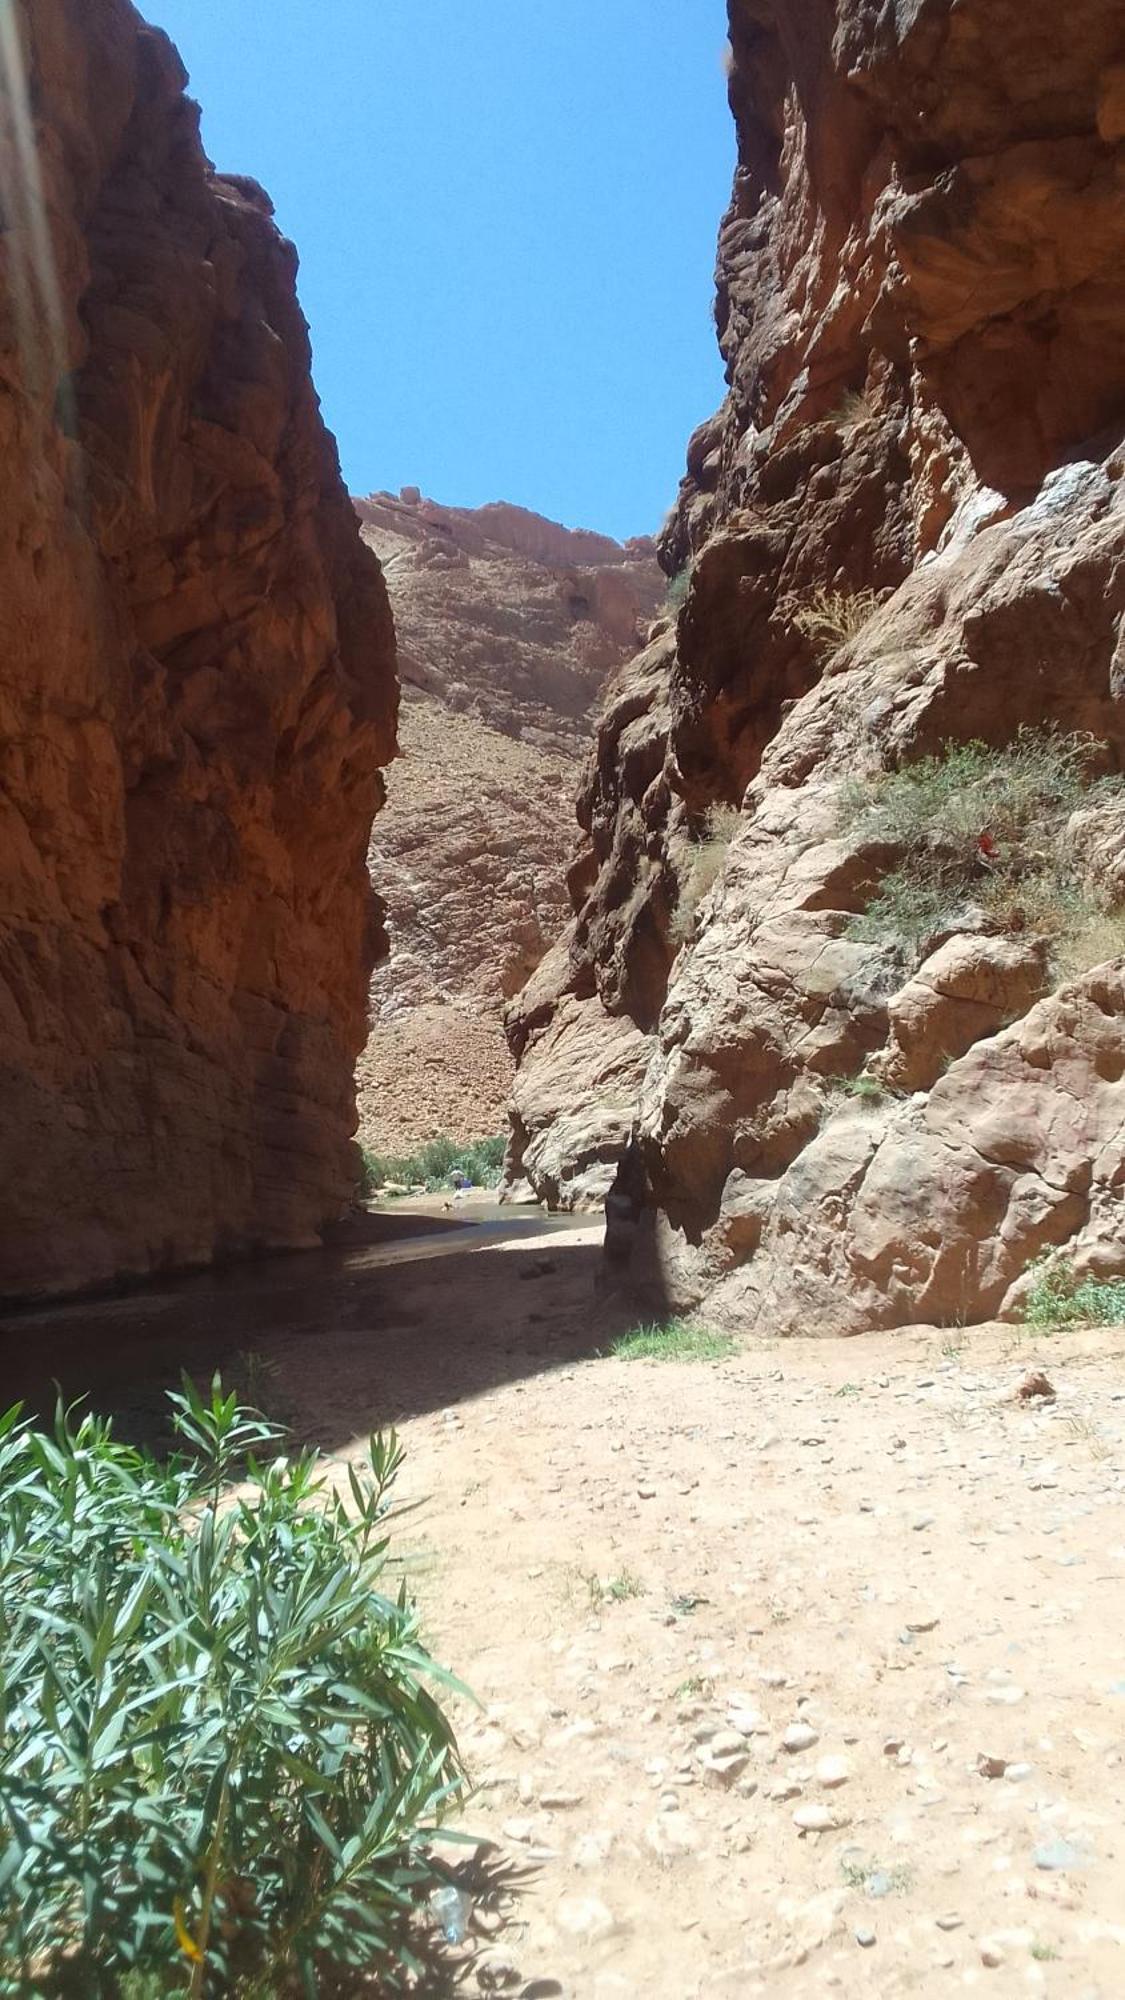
506,0,1125,1332
353,492,661,1154
0,1,395,1298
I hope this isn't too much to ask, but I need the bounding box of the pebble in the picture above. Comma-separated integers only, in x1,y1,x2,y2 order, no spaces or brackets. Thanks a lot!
1034,1837,1092,1871
979,1940,1005,1968
702,1750,750,1787
794,1803,848,1832
556,1894,617,1942
706,1729,750,1759
644,1812,700,1860
855,1928,877,1949
905,1613,940,1633
977,1753,1008,1779
783,1721,819,1753
477,1953,522,1991
816,1755,850,1788
539,1789,584,1809
935,1914,963,1932
985,1685,1025,1705
727,1707,765,1736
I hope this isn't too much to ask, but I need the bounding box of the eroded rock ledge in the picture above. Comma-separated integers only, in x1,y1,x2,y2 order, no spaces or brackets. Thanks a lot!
0,1,395,1298
506,0,1125,1332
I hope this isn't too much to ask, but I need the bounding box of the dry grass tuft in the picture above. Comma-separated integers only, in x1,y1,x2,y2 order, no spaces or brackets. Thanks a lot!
791,586,882,655
670,805,743,946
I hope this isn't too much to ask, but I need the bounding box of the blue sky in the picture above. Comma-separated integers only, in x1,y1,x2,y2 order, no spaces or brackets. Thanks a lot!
142,1,733,542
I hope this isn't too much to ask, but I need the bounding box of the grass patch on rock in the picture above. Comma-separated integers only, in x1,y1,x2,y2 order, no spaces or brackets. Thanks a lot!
840,730,1124,964
670,804,742,945
610,1318,737,1363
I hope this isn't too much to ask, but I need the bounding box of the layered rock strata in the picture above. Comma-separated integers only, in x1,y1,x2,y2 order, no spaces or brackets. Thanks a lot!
0,1,395,1298
354,493,660,1152
507,0,1125,1331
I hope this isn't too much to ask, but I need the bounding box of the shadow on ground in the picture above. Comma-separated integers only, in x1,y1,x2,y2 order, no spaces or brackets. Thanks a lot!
0,1207,668,1454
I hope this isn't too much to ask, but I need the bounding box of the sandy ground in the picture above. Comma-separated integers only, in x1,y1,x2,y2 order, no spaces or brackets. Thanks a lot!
5,1205,1124,1998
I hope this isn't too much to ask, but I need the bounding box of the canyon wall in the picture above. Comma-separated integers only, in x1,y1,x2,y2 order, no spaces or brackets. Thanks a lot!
508,0,1125,1330
0,0,395,1299
353,492,660,1152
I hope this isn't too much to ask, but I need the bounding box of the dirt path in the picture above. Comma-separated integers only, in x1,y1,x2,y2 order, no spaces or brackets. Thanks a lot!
5,1208,1124,1997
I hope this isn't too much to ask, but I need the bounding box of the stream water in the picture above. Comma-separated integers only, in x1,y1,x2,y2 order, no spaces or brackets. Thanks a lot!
0,1196,593,1437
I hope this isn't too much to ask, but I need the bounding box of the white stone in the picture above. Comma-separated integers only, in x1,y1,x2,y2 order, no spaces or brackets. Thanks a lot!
816,1755,850,1788
557,1894,617,1942
794,1802,848,1832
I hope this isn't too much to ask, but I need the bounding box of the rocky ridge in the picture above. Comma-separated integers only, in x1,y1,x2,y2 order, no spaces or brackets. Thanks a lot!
507,0,1125,1332
0,0,394,1298
354,492,660,1153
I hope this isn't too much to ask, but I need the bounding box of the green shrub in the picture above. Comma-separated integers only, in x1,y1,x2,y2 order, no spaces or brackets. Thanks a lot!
1022,1256,1125,1330
361,1133,506,1196
664,565,692,613
610,1319,736,1362
827,1072,895,1106
841,730,1123,962
0,1381,465,1996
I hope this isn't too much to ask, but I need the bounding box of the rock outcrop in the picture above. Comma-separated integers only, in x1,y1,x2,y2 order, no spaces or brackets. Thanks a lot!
353,493,660,1153
507,0,1125,1330
0,1,395,1299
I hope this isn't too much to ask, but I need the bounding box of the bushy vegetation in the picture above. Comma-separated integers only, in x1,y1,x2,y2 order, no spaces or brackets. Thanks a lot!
610,1319,736,1363
361,1133,506,1196
664,565,692,613
1022,1257,1125,1330
670,804,742,945
790,586,882,655
825,1072,895,1108
0,1382,464,1997
840,730,1125,961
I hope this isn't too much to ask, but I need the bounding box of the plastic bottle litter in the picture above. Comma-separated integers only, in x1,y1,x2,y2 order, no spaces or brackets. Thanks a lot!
429,1884,471,1944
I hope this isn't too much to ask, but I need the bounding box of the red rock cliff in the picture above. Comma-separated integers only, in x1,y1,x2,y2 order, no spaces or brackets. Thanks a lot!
507,0,1125,1330
0,1,396,1299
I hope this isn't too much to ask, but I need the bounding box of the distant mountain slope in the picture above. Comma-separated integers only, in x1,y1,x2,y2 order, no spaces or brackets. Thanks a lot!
353,492,662,1151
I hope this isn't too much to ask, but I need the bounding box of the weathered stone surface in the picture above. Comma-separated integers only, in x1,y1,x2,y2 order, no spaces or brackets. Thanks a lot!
0,1,394,1298
875,935,1048,1093
507,0,1125,1330
353,493,659,1153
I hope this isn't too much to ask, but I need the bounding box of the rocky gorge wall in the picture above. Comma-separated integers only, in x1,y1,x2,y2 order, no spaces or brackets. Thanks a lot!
353,492,660,1153
507,0,1125,1332
0,0,395,1299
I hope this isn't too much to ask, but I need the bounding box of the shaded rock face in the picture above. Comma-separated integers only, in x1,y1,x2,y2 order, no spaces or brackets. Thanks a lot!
353,493,660,1153
0,2,395,1299
507,0,1125,1331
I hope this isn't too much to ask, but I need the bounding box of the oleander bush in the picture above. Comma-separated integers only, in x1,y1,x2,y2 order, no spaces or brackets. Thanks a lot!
0,1381,465,1997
